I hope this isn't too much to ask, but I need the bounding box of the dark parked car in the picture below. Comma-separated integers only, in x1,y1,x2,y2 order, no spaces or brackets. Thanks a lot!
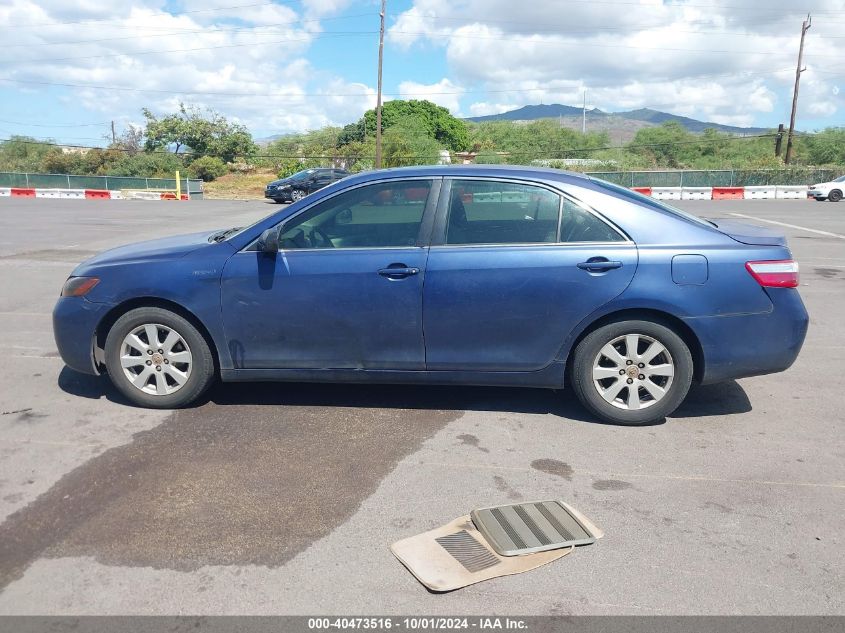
54,165,808,425
265,168,349,203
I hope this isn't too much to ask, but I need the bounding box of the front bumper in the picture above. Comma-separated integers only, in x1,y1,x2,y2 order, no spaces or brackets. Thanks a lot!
264,188,291,201
684,287,808,384
808,189,828,199
53,296,111,375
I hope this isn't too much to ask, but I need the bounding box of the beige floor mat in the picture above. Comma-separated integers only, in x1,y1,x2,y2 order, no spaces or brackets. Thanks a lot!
391,503,603,592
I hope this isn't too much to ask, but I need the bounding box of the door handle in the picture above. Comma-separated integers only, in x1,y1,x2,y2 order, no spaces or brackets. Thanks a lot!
577,259,623,272
378,266,420,279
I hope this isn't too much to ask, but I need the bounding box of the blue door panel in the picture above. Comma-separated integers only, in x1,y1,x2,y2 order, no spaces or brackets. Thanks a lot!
221,248,427,369
423,245,637,371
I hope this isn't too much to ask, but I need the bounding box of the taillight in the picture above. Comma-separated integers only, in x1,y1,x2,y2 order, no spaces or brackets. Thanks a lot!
745,260,799,288
61,276,100,297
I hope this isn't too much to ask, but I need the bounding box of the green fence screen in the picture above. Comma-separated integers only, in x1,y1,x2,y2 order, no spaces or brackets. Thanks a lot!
585,168,842,187
0,172,204,197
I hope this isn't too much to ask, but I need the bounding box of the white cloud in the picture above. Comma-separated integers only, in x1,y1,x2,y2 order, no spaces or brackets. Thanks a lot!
0,0,377,136
389,0,845,125
398,78,463,114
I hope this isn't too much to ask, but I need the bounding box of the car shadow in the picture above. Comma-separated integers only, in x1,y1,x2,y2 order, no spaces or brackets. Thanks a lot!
672,381,752,418
57,366,751,425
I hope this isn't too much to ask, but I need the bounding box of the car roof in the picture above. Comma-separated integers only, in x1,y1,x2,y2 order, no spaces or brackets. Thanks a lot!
347,164,593,186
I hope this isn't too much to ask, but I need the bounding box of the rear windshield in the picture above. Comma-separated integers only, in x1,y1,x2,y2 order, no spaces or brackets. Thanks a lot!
588,178,715,227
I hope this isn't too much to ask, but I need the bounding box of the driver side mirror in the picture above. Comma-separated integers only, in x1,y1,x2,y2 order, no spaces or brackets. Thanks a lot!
257,227,280,255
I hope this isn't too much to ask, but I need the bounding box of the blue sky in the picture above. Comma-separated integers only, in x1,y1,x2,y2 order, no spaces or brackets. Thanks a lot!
0,0,843,145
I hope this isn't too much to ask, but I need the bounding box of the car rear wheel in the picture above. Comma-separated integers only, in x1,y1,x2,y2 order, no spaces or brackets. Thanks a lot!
104,307,215,408
570,320,693,425
829,190,843,202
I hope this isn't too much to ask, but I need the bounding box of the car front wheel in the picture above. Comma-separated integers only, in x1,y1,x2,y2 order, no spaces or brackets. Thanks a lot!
104,307,215,408
291,189,306,202
829,190,842,202
570,320,693,425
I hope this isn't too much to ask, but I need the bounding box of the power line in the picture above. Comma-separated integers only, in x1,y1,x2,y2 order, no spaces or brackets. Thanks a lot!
0,2,303,29
0,13,378,48
389,31,843,58
0,32,377,66
0,66,794,99
0,118,110,128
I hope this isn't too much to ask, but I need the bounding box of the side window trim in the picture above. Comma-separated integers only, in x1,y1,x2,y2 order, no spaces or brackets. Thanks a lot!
431,176,630,247
243,177,441,252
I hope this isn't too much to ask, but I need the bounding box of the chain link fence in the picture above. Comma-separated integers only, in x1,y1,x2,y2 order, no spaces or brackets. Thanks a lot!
0,172,204,198
585,168,843,188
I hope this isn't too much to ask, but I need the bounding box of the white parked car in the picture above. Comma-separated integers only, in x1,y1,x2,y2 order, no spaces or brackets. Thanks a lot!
808,175,845,202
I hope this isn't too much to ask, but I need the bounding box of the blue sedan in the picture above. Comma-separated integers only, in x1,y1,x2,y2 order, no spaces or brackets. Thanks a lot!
53,166,808,425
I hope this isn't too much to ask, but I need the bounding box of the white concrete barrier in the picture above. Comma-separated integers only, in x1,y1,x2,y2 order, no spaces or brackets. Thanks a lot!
34,188,87,199
109,190,124,199
652,187,683,201
776,186,809,200
682,187,713,200
743,186,777,200
0,188,9,197
125,190,164,200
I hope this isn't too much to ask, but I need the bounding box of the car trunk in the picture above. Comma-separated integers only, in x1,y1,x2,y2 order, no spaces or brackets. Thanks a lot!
710,219,787,246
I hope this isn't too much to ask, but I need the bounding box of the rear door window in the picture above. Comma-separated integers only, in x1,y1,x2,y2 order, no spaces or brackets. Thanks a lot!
446,180,561,245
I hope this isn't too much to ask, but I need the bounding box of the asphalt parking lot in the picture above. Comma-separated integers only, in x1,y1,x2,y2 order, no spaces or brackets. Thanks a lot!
0,196,842,615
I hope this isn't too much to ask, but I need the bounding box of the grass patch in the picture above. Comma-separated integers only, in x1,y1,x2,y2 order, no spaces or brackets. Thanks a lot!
204,171,275,200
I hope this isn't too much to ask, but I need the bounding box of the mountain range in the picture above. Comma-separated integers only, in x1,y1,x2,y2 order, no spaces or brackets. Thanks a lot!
465,104,772,143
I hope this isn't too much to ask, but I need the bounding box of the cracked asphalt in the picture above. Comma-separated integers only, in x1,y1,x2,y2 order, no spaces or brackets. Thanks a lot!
0,196,842,614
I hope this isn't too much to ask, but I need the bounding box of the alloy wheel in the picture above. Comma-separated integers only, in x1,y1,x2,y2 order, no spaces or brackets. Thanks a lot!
592,334,675,410
120,323,192,395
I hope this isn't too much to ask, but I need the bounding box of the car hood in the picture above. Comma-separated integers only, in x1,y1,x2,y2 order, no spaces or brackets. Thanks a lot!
710,219,787,246
73,230,218,273
267,179,293,187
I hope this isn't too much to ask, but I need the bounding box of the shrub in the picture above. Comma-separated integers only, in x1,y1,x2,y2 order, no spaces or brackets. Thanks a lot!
107,152,185,177
278,159,305,178
187,155,228,181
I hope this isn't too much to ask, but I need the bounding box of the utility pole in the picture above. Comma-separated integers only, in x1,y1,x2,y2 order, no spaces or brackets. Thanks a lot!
374,0,386,169
775,123,785,157
785,14,811,164
582,89,587,134
111,120,116,144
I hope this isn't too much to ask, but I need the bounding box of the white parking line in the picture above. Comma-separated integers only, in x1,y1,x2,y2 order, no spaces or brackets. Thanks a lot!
729,212,845,239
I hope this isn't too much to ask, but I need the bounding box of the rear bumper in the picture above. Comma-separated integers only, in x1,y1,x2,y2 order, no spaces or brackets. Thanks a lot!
53,296,110,375
685,288,809,384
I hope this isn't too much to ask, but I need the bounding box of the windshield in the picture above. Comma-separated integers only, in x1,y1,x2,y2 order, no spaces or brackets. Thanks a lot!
288,169,316,181
588,177,715,227
834,175,845,182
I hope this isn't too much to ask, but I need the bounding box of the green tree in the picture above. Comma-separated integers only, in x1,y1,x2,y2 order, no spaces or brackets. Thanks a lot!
106,152,185,177
802,127,845,165
357,100,469,152
188,156,228,181
0,135,55,172
143,103,257,162
626,121,694,168
381,116,443,167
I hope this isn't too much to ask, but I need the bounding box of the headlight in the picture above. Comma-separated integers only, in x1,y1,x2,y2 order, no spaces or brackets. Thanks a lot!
61,276,100,297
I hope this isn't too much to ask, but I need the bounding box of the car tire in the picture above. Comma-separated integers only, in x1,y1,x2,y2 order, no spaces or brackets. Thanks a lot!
814,197,826,202
291,189,306,202
104,307,215,409
829,190,843,202
570,319,693,425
